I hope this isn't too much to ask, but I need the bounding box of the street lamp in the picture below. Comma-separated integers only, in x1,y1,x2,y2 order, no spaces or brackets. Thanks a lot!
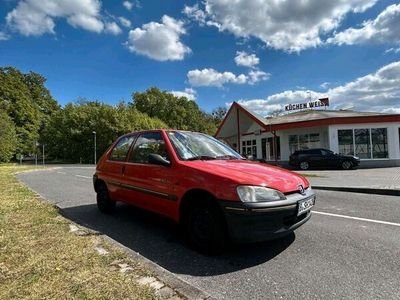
92,131,97,165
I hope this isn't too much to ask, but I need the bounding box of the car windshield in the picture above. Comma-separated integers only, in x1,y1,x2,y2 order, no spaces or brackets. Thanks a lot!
167,131,243,161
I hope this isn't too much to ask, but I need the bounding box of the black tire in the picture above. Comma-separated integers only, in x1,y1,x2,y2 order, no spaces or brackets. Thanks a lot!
183,202,228,255
299,161,310,170
341,160,353,170
96,183,115,214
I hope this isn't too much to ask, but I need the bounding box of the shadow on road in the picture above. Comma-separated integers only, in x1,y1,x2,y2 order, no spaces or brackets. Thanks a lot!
61,202,295,276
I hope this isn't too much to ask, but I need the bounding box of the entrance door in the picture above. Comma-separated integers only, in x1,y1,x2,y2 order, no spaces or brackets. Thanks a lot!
262,137,281,160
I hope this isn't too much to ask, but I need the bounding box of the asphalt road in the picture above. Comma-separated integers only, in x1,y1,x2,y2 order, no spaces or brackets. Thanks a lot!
18,166,400,300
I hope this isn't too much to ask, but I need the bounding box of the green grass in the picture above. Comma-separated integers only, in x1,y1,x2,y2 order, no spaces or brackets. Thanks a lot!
298,173,323,178
0,165,158,299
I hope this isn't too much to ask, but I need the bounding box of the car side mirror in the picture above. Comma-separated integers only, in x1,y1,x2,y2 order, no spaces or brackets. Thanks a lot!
148,153,170,167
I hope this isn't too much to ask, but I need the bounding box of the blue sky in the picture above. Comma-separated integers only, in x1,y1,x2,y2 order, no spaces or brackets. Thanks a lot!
1,0,400,115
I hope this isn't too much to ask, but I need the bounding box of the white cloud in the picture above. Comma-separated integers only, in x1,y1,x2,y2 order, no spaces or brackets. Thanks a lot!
188,68,246,87
248,70,270,84
182,4,207,25
4,0,124,36
118,16,131,28
188,0,377,52
328,4,400,45
231,99,284,116
231,61,400,115
0,31,10,41
105,21,122,35
169,88,197,100
187,68,269,87
234,51,259,68
126,15,191,61
320,82,331,89
123,1,133,11
385,47,400,54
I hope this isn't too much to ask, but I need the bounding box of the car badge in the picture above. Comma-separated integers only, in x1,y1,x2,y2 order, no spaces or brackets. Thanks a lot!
298,185,306,195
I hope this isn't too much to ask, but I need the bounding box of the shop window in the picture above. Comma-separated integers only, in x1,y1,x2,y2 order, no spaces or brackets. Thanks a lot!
289,133,320,153
371,128,388,158
242,139,257,157
338,128,388,159
338,129,354,156
354,129,371,159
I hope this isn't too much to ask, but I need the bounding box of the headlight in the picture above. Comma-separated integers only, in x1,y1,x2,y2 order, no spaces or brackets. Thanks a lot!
236,186,286,203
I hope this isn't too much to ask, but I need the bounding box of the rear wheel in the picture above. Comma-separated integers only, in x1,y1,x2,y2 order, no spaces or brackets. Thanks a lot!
96,183,115,214
183,202,227,255
341,160,353,170
299,161,310,170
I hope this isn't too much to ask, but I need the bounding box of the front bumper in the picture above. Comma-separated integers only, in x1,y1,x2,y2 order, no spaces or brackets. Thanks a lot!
219,189,315,243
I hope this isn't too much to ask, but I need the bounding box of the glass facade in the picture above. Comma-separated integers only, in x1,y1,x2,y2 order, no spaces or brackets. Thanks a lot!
354,129,371,159
338,129,353,156
371,128,388,158
338,128,388,159
289,133,321,153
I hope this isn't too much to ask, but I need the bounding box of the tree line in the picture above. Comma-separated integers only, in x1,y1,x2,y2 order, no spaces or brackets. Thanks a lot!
0,67,226,163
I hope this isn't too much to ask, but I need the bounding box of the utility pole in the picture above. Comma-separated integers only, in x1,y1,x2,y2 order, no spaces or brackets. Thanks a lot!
42,144,45,166
93,131,97,165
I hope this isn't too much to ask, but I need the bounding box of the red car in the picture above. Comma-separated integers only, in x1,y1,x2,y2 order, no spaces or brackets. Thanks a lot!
93,130,315,253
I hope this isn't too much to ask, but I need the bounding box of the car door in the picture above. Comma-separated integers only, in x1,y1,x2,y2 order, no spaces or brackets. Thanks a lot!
321,149,341,168
120,131,177,218
306,149,322,167
101,134,136,201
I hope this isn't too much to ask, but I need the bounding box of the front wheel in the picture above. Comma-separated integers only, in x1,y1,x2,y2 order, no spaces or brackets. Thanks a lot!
183,202,227,255
341,160,353,170
299,161,310,170
96,183,116,214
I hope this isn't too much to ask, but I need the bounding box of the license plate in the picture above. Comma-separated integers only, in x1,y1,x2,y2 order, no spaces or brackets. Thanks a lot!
298,196,315,216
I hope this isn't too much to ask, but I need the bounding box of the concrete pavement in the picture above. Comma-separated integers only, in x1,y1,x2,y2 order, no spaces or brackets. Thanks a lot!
295,167,400,195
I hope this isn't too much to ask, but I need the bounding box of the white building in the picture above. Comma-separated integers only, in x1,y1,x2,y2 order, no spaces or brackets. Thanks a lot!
216,102,400,167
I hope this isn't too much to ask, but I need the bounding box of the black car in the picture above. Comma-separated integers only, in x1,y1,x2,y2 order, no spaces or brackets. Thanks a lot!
289,148,360,170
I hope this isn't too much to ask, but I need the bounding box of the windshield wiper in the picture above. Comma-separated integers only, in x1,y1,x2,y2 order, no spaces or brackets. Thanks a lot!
187,155,217,161
215,155,242,160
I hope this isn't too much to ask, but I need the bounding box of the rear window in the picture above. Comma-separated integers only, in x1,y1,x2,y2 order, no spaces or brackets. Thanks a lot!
109,135,136,161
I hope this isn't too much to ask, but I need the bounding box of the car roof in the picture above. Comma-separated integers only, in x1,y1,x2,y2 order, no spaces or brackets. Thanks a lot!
294,148,331,152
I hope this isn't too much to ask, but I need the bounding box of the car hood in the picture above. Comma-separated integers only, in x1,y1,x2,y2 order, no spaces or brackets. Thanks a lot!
184,160,309,193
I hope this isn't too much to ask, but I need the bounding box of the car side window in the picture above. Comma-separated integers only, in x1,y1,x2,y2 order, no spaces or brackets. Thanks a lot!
129,132,169,164
109,135,136,161
321,149,331,156
308,149,321,155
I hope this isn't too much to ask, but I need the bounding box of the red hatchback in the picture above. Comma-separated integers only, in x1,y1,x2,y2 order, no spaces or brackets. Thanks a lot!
93,130,315,253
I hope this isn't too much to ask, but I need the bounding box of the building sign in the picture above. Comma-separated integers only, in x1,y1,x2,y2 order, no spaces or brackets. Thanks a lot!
285,98,329,111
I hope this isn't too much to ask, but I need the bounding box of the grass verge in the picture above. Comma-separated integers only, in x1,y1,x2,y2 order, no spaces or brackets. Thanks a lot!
298,173,323,178
0,165,158,299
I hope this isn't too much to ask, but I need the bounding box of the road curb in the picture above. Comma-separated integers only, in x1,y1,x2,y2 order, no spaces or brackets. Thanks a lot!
313,186,400,196
100,235,216,300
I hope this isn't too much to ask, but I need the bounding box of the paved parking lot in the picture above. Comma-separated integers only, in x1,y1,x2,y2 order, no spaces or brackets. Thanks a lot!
296,167,400,190
18,167,400,300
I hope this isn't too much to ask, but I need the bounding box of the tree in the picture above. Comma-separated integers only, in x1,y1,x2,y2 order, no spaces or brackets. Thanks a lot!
0,67,59,155
132,87,217,135
0,111,17,162
211,106,227,125
42,100,167,163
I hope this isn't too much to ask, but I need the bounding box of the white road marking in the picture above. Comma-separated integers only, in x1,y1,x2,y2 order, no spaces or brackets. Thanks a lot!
57,171,66,174
75,175,92,179
313,211,400,227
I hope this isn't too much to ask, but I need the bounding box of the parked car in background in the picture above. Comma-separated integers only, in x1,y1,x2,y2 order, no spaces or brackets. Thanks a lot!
93,130,315,254
289,148,360,170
